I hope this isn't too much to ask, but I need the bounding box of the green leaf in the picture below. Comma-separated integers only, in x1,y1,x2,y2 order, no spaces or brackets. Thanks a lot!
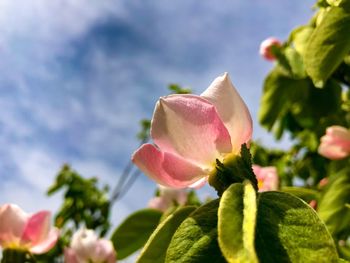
259,67,309,131
281,186,320,202
284,47,307,78
218,182,258,263
137,206,197,263
111,209,162,260
304,6,350,87
290,26,314,56
165,199,226,263
317,171,350,238
255,191,338,262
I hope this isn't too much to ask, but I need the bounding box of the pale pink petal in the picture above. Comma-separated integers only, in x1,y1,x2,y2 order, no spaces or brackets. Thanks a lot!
71,228,98,260
188,177,208,189
201,73,252,154
259,37,281,61
0,204,28,247
159,186,188,205
64,248,79,263
21,211,51,246
318,143,349,160
132,143,208,188
91,239,116,263
148,197,170,212
29,228,59,254
151,95,232,166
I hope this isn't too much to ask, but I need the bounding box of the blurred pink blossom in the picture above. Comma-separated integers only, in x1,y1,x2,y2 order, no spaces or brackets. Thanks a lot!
132,73,252,188
148,185,188,212
252,165,279,192
318,125,350,160
259,37,282,61
64,228,116,263
0,204,59,254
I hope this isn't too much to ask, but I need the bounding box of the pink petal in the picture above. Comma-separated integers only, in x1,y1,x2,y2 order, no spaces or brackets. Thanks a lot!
64,248,79,263
159,186,188,205
151,95,232,166
91,239,116,263
148,197,170,212
318,126,350,160
21,211,51,245
318,143,349,160
188,177,208,189
29,228,59,254
201,73,253,154
132,143,208,188
0,204,28,247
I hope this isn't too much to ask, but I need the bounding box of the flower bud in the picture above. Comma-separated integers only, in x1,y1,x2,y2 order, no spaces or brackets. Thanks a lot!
259,37,282,61
318,126,350,160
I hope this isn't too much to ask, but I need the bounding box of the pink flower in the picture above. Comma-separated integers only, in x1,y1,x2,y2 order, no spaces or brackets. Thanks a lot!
64,228,116,263
252,165,279,192
318,126,350,160
148,185,188,212
0,204,59,254
259,37,282,61
132,73,252,188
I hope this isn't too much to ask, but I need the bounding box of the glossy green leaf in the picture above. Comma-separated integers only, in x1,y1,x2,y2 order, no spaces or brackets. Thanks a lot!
255,191,338,262
111,209,162,260
317,171,350,238
137,206,197,263
218,182,258,263
304,6,350,87
165,199,226,263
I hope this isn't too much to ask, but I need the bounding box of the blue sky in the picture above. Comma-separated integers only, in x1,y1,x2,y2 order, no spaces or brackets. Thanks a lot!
0,0,313,244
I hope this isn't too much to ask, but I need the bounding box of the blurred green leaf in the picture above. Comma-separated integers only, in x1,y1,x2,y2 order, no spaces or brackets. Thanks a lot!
318,170,350,238
111,209,162,260
259,67,309,132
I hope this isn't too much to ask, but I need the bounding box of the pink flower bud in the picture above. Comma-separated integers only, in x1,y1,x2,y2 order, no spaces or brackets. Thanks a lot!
65,228,116,263
259,37,282,61
148,185,188,212
318,178,329,188
309,200,317,210
0,204,59,254
132,73,252,188
252,165,279,192
318,126,350,160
